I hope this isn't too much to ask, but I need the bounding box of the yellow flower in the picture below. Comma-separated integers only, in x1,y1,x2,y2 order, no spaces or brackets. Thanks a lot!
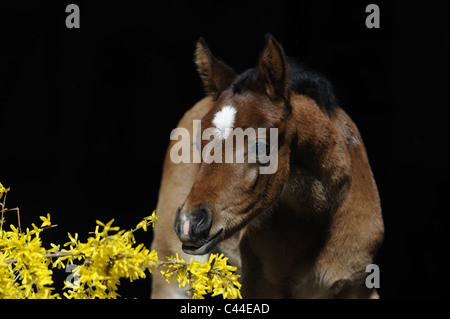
0,182,6,200
135,211,160,232
65,232,78,247
135,220,148,232
149,210,160,228
0,186,240,300
39,214,52,228
96,219,120,234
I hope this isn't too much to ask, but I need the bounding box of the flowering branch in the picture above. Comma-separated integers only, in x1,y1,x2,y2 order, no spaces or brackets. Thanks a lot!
4,251,74,265
0,182,242,299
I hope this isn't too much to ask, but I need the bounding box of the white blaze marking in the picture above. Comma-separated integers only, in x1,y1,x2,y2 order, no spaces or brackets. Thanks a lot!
183,219,190,236
212,105,236,140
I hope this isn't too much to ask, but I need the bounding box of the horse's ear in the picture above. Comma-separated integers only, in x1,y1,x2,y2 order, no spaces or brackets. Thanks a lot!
195,38,237,98
258,34,289,100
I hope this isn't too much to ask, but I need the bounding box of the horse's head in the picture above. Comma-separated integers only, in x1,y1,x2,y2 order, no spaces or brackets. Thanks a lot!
174,35,295,254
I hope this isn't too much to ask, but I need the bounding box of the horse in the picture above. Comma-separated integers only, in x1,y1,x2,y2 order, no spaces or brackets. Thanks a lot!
150,34,384,298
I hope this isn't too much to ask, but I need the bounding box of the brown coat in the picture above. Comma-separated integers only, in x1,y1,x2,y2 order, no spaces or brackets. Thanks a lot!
151,36,384,298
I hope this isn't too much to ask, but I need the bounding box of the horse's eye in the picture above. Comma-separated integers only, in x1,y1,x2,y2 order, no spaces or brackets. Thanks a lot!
254,141,270,159
256,141,270,155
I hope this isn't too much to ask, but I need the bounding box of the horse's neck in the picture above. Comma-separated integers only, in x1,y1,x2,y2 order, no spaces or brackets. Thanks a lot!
279,95,352,217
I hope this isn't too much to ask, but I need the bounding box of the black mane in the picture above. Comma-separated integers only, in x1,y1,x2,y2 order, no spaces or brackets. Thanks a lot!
286,57,339,113
232,57,339,114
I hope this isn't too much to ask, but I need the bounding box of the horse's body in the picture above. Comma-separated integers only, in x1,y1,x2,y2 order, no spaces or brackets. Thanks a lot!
151,35,384,298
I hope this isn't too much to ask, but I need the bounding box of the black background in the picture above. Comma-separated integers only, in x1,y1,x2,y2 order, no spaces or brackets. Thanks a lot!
0,0,448,299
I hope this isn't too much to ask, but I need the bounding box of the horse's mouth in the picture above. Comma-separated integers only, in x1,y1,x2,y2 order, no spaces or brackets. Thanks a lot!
181,229,223,255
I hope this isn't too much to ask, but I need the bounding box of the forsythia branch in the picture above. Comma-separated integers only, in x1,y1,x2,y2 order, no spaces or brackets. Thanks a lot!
4,251,74,265
0,182,242,299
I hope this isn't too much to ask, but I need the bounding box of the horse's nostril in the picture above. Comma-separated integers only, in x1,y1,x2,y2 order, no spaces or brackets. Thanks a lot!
196,205,209,224
191,205,212,236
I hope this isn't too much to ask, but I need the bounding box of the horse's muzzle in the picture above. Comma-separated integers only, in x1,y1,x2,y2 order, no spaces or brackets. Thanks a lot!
174,204,218,255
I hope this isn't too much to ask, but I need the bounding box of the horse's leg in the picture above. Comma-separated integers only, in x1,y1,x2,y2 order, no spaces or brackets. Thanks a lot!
239,235,283,298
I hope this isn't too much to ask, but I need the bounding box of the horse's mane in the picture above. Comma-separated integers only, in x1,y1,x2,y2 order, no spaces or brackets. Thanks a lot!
286,57,339,114
232,57,339,116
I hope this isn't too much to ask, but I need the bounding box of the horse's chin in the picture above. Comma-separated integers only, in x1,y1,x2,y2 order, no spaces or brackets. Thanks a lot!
181,228,223,255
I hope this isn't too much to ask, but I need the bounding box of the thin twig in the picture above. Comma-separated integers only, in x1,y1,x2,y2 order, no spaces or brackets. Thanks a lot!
0,191,8,232
16,207,21,233
0,207,20,233
4,251,77,265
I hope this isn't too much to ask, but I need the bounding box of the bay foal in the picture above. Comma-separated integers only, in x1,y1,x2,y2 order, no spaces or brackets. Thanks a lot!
151,35,384,298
